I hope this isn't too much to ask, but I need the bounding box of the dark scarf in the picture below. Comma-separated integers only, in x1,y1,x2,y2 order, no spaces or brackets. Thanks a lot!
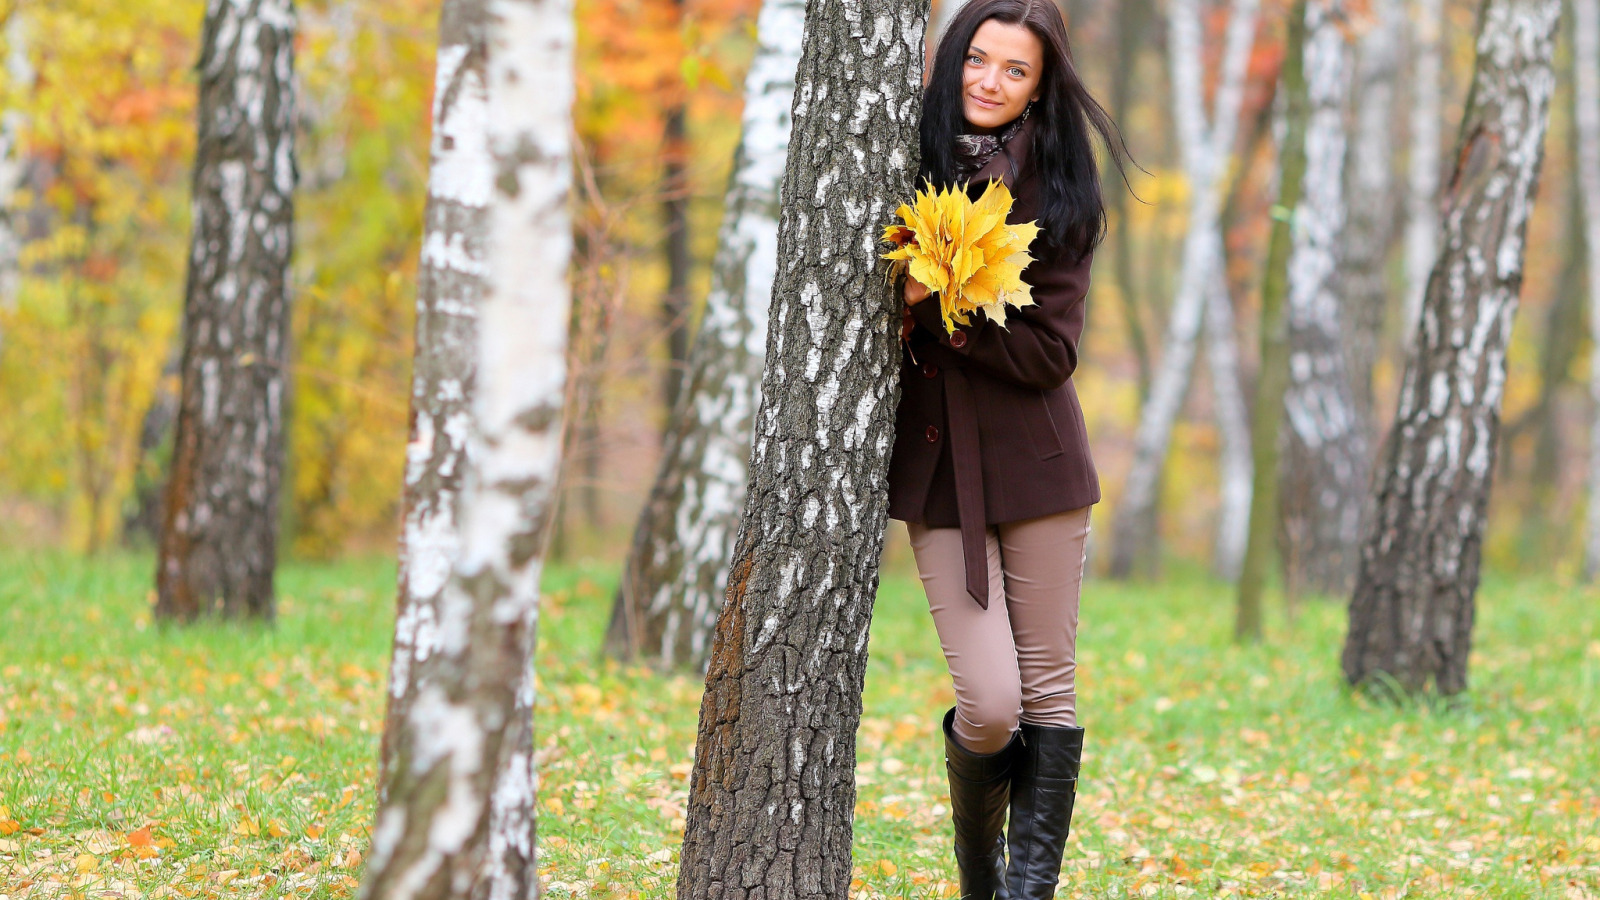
952,102,1033,179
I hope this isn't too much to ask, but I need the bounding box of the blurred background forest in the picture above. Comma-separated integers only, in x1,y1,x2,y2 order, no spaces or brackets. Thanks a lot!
0,0,1585,573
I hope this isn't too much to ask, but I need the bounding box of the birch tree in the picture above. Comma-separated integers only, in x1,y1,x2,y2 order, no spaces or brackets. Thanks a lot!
1575,0,1600,579
0,13,33,323
1109,0,1259,578
1402,0,1444,347
605,0,803,669
1343,0,1403,418
360,0,572,894
1279,0,1367,599
673,0,927,892
1343,0,1559,695
379,0,489,799
156,0,297,621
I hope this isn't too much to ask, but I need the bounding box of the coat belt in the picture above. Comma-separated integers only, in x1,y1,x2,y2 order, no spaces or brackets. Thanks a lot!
941,365,992,608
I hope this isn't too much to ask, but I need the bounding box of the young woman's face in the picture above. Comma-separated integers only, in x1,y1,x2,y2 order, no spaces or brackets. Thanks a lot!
961,19,1044,133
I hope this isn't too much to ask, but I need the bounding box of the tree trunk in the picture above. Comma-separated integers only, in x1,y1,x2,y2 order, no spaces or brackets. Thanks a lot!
1576,0,1600,579
0,13,32,323
1402,0,1444,348
155,0,297,622
379,0,490,803
1205,267,1252,581
1343,0,1403,422
672,0,925,893
661,3,692,414
605,0,804,669
1343,0,1559,696
1280,0,1367,601
1108,0,1153,400
359,0,571,896
1237,0,1311,640
1109,0,1259,577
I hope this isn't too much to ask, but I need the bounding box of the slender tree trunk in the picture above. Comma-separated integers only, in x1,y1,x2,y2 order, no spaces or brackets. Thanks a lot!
1576,0,1600,580
1237,0,1311,640
380,0,490,803
1402,0,1444,347
1109,0,1259,577
359,0,571,896
661,9,693,414
1343,0,1560,695
156,0,297,622
1108,0,1152,400
1280,0,1366,601
606,0,803,669
1206,266,1252,581
0,13,32,324
673,0,926,891
1343,0,1403,422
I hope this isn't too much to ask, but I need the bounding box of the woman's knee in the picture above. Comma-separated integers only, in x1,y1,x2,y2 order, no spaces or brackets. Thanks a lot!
954,685,1022,753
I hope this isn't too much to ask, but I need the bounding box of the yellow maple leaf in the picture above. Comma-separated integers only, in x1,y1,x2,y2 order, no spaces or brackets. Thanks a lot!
882,179,1040,335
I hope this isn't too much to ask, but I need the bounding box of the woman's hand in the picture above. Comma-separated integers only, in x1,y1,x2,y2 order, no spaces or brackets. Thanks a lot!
903,276,933,307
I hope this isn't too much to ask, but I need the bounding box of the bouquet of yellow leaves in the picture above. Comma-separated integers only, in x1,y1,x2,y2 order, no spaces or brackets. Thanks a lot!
881,179,1041,336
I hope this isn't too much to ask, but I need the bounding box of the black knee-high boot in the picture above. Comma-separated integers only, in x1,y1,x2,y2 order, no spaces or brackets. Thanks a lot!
1004,721,1083,898
942,708,1017,900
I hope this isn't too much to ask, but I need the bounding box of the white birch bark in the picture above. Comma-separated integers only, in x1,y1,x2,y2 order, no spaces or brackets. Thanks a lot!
1575,0,1600,579
1109,0,1259,577
607,0,803,670
1344,0,1559,694
1280,0,1367,597
1402,0,1444,347
359,0,572,895
0,13,32,320
380,0,490,802
1343,0,1403,419
1206,265,1252,580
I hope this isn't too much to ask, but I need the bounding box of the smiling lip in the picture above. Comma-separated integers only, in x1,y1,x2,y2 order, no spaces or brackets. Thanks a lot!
968,94,1002,109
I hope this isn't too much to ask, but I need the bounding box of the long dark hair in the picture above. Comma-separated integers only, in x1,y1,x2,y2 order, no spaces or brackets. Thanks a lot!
920,0,1130,262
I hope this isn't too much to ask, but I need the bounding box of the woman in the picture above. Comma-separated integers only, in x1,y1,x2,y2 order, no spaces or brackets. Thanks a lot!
886,0,1128,896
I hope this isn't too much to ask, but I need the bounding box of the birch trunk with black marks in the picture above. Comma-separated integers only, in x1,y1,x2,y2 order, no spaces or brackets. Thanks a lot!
358,0,571,896
1206,270,1252,581
1343,0,1402,420
1402,0,1444,348
1280,0,1367,600
379,0,490,802
673,0,926,893
1109,0,1258,577
606,0,803,669
1574,0,1600,579
156,0,297,622
1343,0,1559,695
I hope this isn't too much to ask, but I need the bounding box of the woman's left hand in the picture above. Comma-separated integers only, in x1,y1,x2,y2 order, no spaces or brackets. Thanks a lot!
903,276,932,307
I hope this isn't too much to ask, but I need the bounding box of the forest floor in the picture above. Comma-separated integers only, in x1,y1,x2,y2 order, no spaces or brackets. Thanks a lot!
0,549,1597,899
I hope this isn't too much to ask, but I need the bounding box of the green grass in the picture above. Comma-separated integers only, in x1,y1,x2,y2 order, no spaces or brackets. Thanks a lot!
1,549,1597,898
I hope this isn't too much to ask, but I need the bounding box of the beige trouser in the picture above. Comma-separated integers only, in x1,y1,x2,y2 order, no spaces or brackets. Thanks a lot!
908,506,1092,755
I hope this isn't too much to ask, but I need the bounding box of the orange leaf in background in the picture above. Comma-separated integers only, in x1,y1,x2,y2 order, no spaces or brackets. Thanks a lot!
304,824,324,840
125,827,154,847
0,819,19,835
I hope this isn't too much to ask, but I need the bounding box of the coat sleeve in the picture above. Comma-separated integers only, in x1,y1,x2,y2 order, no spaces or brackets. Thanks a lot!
909,246,1093,391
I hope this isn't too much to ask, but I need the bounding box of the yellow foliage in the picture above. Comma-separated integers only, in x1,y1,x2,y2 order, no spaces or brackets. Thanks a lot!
881,180,1039,335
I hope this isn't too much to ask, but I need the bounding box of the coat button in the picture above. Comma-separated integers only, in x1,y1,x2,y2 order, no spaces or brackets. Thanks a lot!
925,425,940,442
921,362,938,378
949,331,968,348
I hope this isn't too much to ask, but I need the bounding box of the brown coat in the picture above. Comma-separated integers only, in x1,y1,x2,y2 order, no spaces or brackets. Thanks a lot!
886,119,1100,607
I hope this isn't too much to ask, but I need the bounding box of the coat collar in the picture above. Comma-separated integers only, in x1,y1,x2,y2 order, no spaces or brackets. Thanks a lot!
967,114,1035,189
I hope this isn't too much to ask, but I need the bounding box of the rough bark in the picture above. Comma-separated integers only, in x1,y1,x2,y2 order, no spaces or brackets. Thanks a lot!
1343,0,1559,695
380,0,490,803
359,0,571,897
606,0,804,669
155,0,297,622
672,0,926,893
1237,0,1310,640
1576,0,1600,579
1402,0,1444,348
1343,0,1403,421
1109,0,1259,577
1280,0,1367,600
